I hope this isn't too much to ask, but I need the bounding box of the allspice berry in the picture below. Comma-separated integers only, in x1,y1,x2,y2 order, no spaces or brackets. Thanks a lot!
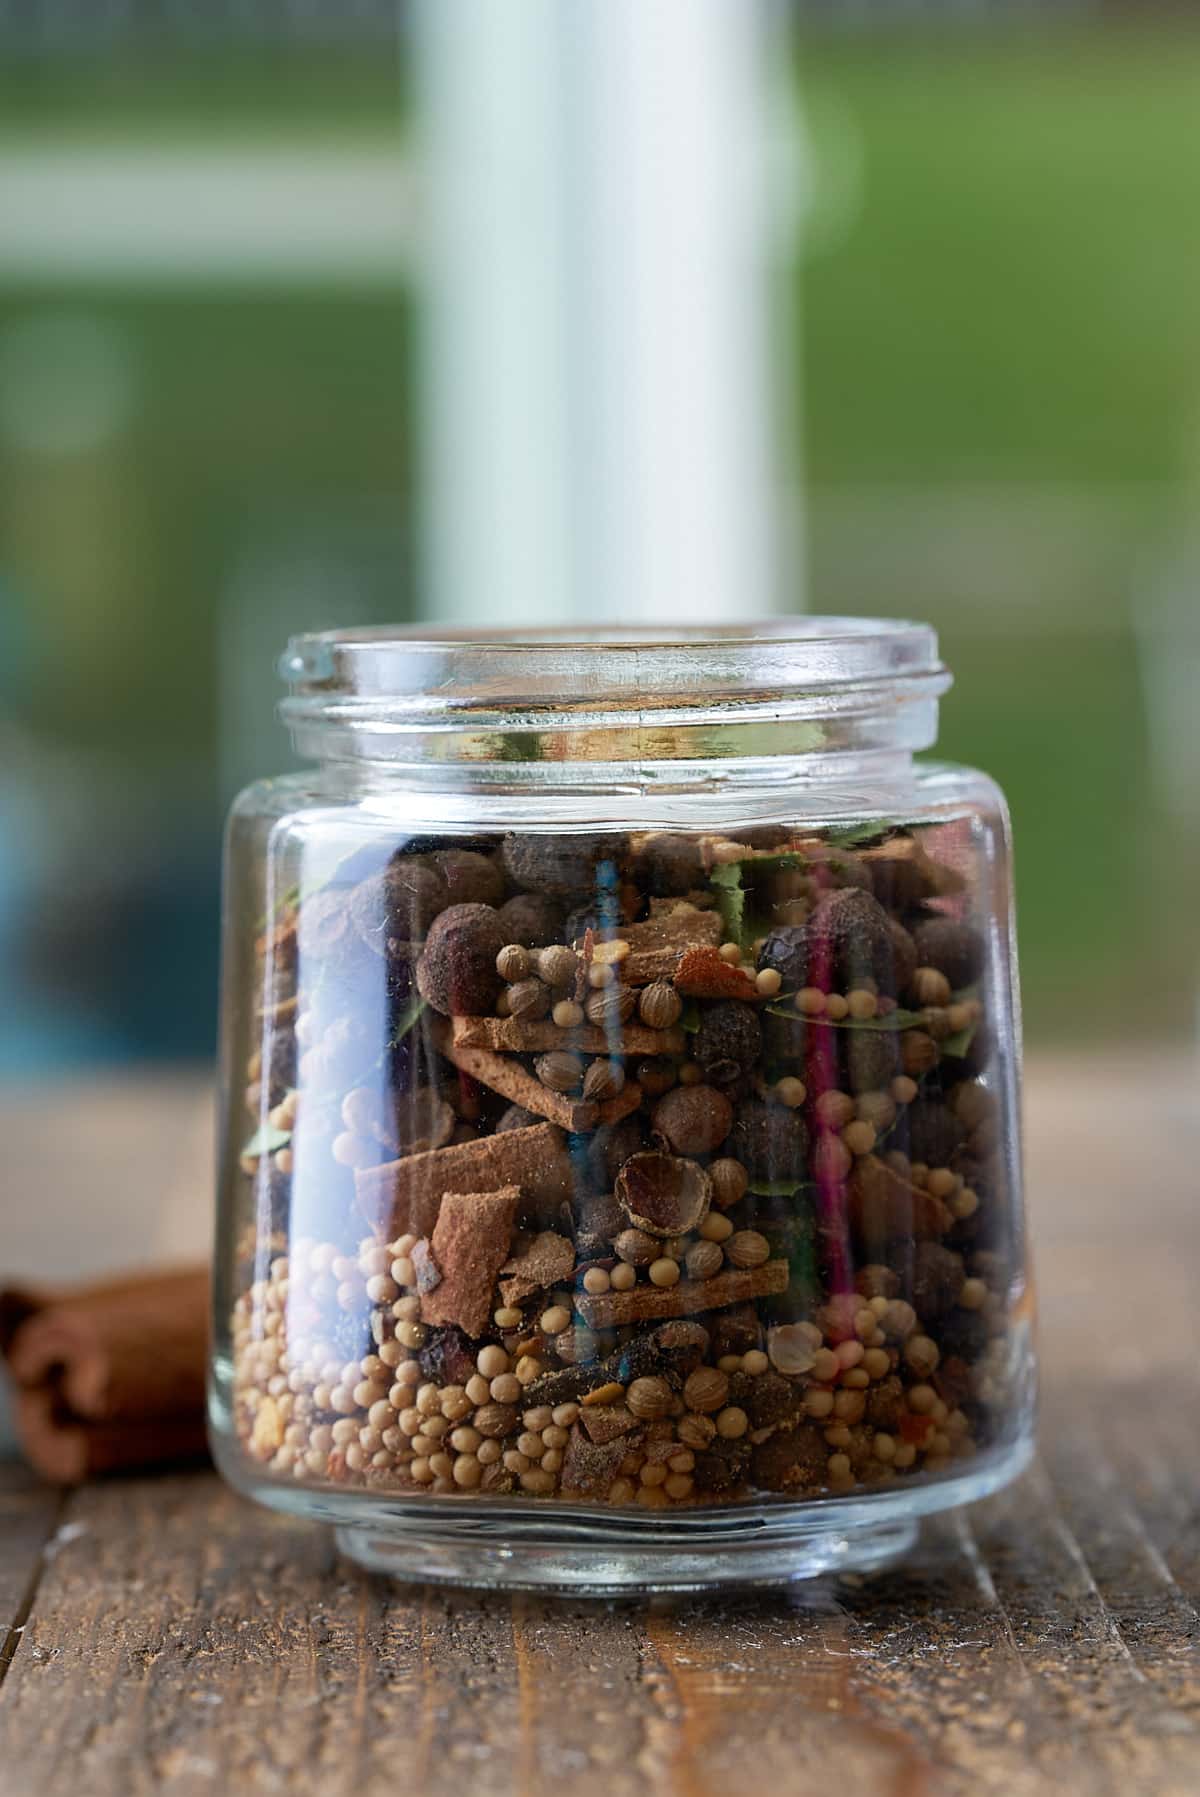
708,1157,749,1210
638,982,683,1030
535,1051,584,1093
636,1057,677,1098
651,1084,733,1157
683,1367,730,1414
626,1376,674,1420
416,903,506,1016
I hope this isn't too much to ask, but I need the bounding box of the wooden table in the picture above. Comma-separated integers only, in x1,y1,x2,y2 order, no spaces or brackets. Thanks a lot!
1,1057,1198,1797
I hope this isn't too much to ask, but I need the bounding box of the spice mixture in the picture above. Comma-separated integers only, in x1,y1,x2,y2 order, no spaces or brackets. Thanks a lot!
230,825,1018,1508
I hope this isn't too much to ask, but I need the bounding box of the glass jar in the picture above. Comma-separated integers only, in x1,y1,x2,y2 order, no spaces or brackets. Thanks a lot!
209,622,1035,1592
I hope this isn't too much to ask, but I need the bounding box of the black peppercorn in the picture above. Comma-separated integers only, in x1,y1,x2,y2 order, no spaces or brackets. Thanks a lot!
415,903,506,1015
843,1027,900,1095
692,1436,752,1494
906,1100,967,1168
502,832,627,900
638,831,705,896
909,1241,966,1322
727,1098,809,1183
428,847,505,909
694,1000,763,1086
495,893,564,949
750,1424,827,1492
910,916,984,990
757,887,902,994
747,1371,805,1430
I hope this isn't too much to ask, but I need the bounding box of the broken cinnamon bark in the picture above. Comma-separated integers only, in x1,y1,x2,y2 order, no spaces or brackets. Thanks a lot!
498,1231,576,1306
438,1032,643,1133
574,1260,789,1329
421,1187,521,1338
619,908,723,985
449,1015,685,1056
355,1121,572,1240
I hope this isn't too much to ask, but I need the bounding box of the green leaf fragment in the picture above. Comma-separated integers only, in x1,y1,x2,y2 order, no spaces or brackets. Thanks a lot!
242,1123,291,1158
708,859,746,947
390,995,428,1047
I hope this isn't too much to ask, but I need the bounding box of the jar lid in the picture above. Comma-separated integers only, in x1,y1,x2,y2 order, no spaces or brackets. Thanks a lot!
279,620,951,771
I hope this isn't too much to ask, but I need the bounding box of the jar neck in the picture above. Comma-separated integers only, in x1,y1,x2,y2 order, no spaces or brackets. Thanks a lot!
279,622,951,787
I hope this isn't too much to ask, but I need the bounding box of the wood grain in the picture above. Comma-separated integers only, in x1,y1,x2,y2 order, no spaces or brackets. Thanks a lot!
1,1054,1198,1796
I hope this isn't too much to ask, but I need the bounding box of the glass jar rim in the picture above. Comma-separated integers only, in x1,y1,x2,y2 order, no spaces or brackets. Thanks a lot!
278,617,951,769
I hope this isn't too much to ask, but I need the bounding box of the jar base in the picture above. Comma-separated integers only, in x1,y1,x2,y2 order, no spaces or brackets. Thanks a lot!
334,1513,920,1594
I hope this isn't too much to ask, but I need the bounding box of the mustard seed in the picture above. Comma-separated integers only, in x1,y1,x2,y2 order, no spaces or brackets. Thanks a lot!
610,1263,637,1291
540,1304,570,1335
552,998,585,1028
841,1120,876,1158
649,1258,681,1288
715,1406,748,1439
774,1076,807,1109
699,1211,734,1244
476,1345,509,1377
825,993,850,1020
890,1074,918,1104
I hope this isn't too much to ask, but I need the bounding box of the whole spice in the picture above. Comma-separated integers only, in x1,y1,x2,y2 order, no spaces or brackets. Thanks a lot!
584,984,637,1028
707,1157,749,1210
614,1228,658,1267
536,944,579,989
683,1367,730,1413
638,982,683,1029
582,1060,626,1104
535,1052,585,1094
651,1084,733,1157
727,1099,809,1184
507,977,550,1020
684,1240,724,1281
725,1230,770,1270
496,943,531,982
496,893,564,949
694,1001,763,1085
911,917,983,989
626,1376,674,1420
416,904,506,1016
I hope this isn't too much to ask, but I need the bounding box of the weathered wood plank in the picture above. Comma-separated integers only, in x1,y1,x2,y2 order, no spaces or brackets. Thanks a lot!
0,1464,64,1686
3,1057,1200,1797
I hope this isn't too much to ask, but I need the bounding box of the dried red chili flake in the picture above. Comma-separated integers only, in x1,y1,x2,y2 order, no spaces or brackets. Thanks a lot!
672,946,758,1001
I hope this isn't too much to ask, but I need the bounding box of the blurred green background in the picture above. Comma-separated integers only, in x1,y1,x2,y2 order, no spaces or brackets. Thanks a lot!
1,9,1197,1065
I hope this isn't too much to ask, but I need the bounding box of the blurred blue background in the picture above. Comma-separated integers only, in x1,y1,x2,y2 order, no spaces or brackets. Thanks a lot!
0,0,1197,1069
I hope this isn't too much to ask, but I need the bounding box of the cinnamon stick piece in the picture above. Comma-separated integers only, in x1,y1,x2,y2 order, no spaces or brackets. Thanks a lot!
574,1259,789,1328
437,1031,643,1134
0,1266,210,1484
450,1015,684,1056
355,1120,572,1240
